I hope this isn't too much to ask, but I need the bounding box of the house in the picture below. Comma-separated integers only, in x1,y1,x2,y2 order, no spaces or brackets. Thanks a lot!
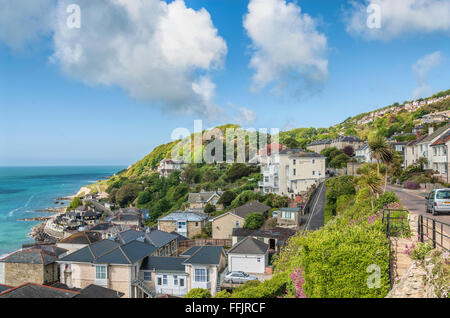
188,191,223,210
276,207,302,228
211,201,271,240
0,283,124,298
227,237,269,274
114,229,178,257
89,222,129,240
232,227,297,253
404,135,427,168
430,130,450,183
140,257,188,297
57,231,102,255
306,139,332,154
157,211,209,239
306,136,364,153
416,124,450,170
158,159,187,178
355,143,376,163
110,209,143,228
57,239,157,298
0,245,66,287
181,245,226,297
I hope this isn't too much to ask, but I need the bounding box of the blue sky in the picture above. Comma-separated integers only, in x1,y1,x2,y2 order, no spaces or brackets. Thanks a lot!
0,0,449,166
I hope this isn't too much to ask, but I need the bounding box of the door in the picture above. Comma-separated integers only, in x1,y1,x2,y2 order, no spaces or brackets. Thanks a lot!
230,256,263,274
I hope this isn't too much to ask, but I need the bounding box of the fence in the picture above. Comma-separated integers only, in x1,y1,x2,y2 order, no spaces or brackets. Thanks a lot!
417,214,450,252
178,238,232,252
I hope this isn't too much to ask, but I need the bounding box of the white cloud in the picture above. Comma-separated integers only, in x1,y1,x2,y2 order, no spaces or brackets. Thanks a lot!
227,103,258,125
345,0,450,41
0,0,55,50
412,51,443,99
243,0,328,94
0,0,228,119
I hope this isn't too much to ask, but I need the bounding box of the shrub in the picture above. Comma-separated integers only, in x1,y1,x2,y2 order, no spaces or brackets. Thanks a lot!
403,181,420,189
232,274,288,298
204,203,216,214
244,212,265,230
184,288,212,298
404,242,433,261
215,290,232,298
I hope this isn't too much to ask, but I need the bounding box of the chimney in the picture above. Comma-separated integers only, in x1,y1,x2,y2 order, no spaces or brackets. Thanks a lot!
429,126,434,136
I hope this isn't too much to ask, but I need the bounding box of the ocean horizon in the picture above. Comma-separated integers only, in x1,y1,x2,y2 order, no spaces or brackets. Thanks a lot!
0,165,125,257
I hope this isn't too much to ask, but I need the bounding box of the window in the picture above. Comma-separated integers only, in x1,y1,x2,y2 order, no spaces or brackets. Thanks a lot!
174,275,178,285
144,272,152,282
312,171,315,176
95,265,107,280
293,169,296,176
157,277,162,286
312,159,315,164
163,275,168,285
195,222,199,227
180,278,185,287
293,159,296,165
257,258,261,263
436,190,450,199
235,221,240,227
194,269,209,282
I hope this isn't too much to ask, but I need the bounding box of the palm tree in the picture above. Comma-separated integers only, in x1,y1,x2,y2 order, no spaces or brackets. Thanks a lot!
358,171,383,210
368,135,393,192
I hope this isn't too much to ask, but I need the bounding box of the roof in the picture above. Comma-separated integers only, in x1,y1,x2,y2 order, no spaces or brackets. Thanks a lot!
158,211,208,222
280,148,324,158
74,284,124,298
228,237,268,255
114,229,146,244
419,123,450,144
406,134,427,146
230,201,271,219
211,211,245,222
59,239,157,265
59,231,102,245
279,207,301,213
307,139,332,146
0,247,59,265
170,231,189,242
140,257,186,272
232,227,297,244
0,284,12,293
0,283,78,298
182,246,224,266
188,191,222,204
180,246,202,257
431,130,450,146
146,229,177,247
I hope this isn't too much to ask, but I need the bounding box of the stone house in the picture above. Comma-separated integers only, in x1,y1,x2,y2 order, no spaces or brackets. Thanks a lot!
188,191,223,210
114,229,178,257
157,211,209,239
57,231,102,256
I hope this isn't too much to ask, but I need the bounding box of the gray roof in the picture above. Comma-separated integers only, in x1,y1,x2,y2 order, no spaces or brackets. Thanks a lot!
188,191,222,204
170,231,189,242
232,227,297,244
146,229,177,248
182,246,224,265
231,201,271,219
228,237,268,255
159,211,208,222
140,257,186,272
59,231,102,245
419,123,450,143
114,229,146,244
280,148,324,158
279,207,301,213
0,284,12,293
180,246,202,257
0,247,58,265
0,283,78,298
59,239,157,265
74,284,124,298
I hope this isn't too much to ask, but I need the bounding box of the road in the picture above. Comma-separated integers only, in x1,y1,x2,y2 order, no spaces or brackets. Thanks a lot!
302,182,326,232
387,185,450,225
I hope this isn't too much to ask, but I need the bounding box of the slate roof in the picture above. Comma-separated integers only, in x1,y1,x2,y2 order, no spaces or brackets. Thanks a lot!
406,134,427,146
114,229,146,244
74,284,124,298
279,207,302,213
0,283,78,298
170,231,189,242
188,191,222,204
280,148,324,158
0,284,12,293
140,257,186,272
158,211,208,222
146,229,177,247
59,239,156,265
180,246,202,257
230,201,271,219
0,247,59,265
431,130,450,146
59,231,102,245
182,246,224,265
419,123,450,143
232,227,297,245
228,237,269,255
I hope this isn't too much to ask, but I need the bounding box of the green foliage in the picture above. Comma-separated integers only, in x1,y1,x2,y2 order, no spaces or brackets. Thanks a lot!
225,163,251,182
67,197,83,211
115,183,143,207
330,153,350,168
204,203,216,214
407,242,434,261
230,191,264,208
244,212,265,230
324,176,356,218
214,290,232,298
217,190,237,208
184,288,212,298
231,274,288,298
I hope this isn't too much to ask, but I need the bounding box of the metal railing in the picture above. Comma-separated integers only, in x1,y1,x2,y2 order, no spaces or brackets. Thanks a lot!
417,214,450,252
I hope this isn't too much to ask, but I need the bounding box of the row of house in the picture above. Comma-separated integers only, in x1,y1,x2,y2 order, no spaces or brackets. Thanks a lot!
306,136,364,154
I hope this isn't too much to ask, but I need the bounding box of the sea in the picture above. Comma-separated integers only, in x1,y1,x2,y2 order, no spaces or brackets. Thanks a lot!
0,166,125,257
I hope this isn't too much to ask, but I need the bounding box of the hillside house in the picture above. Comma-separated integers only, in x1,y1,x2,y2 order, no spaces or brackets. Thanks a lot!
227,237,269,274
157,211,209,239
188,191,223,210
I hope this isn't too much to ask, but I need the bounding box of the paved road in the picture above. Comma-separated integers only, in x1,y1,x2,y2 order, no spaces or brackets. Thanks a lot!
302,182,326,232
387,185,450,226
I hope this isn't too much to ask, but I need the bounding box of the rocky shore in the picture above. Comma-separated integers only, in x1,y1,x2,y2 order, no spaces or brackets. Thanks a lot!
29,222,57,244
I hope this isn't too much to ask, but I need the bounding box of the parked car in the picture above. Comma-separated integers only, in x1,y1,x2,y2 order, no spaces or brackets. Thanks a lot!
425,189,450,215
224,271,258,284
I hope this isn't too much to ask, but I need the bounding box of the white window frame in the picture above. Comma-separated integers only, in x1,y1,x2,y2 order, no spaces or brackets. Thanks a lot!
194,268,209,282
95,265,107,280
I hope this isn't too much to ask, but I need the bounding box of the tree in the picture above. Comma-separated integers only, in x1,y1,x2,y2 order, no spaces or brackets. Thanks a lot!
358,171,383,210
225,163,251,182
182,164,200,184
115,183,143,207
67,197,83,211
283,137,301,149
329,153,350,169
342,145,354,157
185,288,212,298
204,203,216,214
368,135,393,182
244,212,264,230
217,190,237,208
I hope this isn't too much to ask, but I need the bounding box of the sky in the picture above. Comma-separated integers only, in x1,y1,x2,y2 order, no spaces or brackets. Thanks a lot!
0,0,449,166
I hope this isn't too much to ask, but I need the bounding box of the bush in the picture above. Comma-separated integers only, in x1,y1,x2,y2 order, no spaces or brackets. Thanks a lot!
184,288,212,298
403,181,420,189
232,274,288,298
217,190,237,208
244,212,265,230
204,203,216,214
404,242,433,261
215,290,232,298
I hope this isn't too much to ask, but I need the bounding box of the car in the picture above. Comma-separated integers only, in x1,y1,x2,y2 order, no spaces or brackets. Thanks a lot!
224,271,258,284
425,188,450,216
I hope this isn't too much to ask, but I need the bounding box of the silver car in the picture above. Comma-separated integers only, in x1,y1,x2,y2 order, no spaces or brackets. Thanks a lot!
425,188,450,215
224,271,258,284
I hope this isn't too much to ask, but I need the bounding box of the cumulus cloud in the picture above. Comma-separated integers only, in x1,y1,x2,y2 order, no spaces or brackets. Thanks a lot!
412,51,443,99
0,0,55,50
344,0,450,41
0,0,228,119
243,0,328,95
227,102,258,125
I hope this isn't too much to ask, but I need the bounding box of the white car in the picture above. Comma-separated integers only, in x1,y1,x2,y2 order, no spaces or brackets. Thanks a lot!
224,271,258,284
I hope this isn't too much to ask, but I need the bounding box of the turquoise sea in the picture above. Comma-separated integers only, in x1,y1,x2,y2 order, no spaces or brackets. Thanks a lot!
0,166,125,257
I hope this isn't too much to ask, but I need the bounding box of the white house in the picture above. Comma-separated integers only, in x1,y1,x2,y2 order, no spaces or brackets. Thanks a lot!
227,237,269,274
